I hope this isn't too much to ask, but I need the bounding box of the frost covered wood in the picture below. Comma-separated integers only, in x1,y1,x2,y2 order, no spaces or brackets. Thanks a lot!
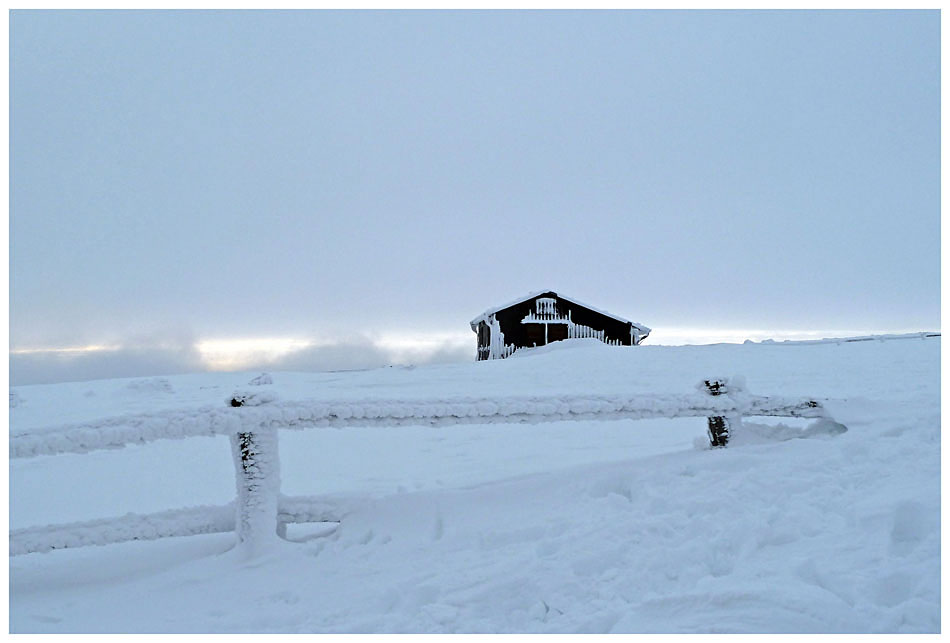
10,495,355,556
11,391,833,459
10,503,236,556
10,381,842,558
230,429,282,555
228,391,283,557
703,379,740,447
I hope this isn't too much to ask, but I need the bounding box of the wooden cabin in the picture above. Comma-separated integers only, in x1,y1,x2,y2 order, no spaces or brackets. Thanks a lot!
470,290,651,360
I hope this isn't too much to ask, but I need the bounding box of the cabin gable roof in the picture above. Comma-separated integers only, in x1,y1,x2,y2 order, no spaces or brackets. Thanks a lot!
469,290,651,335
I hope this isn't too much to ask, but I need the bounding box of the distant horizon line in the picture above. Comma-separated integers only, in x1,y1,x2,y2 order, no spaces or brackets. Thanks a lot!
10,328,940,387
10,327,939,358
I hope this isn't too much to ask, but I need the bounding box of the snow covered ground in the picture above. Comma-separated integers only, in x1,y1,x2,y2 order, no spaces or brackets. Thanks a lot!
9,336,940,633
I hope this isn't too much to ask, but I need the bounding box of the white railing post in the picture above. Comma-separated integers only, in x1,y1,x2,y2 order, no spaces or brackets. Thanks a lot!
229,396,283,557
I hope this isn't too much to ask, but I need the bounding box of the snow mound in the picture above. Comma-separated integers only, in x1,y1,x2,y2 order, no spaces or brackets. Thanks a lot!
726,418,849,447
248,373,274,386
508,337,615,358
118,378,174,395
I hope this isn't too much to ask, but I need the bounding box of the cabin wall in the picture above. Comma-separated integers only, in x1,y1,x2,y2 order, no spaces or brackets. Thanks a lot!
491,292,635,353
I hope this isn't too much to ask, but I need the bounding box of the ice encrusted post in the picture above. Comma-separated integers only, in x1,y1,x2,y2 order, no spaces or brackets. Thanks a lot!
702,378,744,448
229,392,283,557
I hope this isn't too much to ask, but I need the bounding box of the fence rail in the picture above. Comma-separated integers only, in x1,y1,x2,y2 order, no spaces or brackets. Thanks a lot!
10,378,845,558
10,495,358,556
11,391,829,460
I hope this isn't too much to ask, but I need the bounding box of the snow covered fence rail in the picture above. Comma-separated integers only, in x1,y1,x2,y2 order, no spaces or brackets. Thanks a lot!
10,495,357,556
754,330,940,346
11,388,830,459
10,380,844,557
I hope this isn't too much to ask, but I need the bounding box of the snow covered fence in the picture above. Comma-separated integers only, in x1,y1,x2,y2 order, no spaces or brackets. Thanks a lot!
10,495,355,556
10,382,842,557
11,503,235,556
230,427,282,557
11,390,831,459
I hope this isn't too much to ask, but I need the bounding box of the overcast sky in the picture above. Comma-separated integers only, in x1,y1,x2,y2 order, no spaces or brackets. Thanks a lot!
10,10,940,384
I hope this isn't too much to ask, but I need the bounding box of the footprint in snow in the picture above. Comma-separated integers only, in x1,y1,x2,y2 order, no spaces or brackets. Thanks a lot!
30,614,62,624
890,500,933,557
267,590,301,605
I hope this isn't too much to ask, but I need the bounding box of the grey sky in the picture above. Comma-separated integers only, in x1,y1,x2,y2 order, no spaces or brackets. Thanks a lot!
10,10,940,383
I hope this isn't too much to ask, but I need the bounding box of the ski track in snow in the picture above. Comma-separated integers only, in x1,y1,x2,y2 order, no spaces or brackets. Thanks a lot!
9,337,941,633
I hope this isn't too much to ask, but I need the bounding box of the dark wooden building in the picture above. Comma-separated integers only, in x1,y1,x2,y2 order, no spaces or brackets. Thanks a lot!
470,290,651,360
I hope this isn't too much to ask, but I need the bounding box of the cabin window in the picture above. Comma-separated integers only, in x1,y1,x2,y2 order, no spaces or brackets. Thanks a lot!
535,298,557,317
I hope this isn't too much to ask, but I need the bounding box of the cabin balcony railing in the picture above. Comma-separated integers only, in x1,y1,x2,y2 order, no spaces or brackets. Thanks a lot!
521,312,570,324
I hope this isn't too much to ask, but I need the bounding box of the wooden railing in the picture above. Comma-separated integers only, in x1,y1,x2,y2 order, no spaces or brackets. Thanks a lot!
10,378,843,558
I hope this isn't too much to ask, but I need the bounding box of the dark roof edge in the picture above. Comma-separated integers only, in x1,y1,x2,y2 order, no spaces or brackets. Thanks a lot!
469,290,651,336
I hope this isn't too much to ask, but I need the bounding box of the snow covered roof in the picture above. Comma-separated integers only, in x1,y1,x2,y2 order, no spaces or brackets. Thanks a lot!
469,290,651,335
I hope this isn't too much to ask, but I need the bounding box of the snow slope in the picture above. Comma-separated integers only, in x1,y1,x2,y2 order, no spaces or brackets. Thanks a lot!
9,336,940,633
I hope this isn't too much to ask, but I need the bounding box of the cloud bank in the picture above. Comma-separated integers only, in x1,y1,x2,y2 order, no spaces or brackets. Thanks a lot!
11,334,473,386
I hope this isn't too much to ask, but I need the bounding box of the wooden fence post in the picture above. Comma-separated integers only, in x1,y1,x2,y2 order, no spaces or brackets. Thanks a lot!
703,379,741,448
229,397,283,557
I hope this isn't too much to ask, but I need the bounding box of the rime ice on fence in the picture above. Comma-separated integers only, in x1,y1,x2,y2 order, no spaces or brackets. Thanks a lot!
229,394,283,557
11,391,836,460
10,381,844,557
10,503,236,556
229,390,280,407
700,377,746,447
11,495,357,556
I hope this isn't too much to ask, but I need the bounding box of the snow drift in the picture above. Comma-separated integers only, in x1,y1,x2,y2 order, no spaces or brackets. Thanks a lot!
9,336,940,633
